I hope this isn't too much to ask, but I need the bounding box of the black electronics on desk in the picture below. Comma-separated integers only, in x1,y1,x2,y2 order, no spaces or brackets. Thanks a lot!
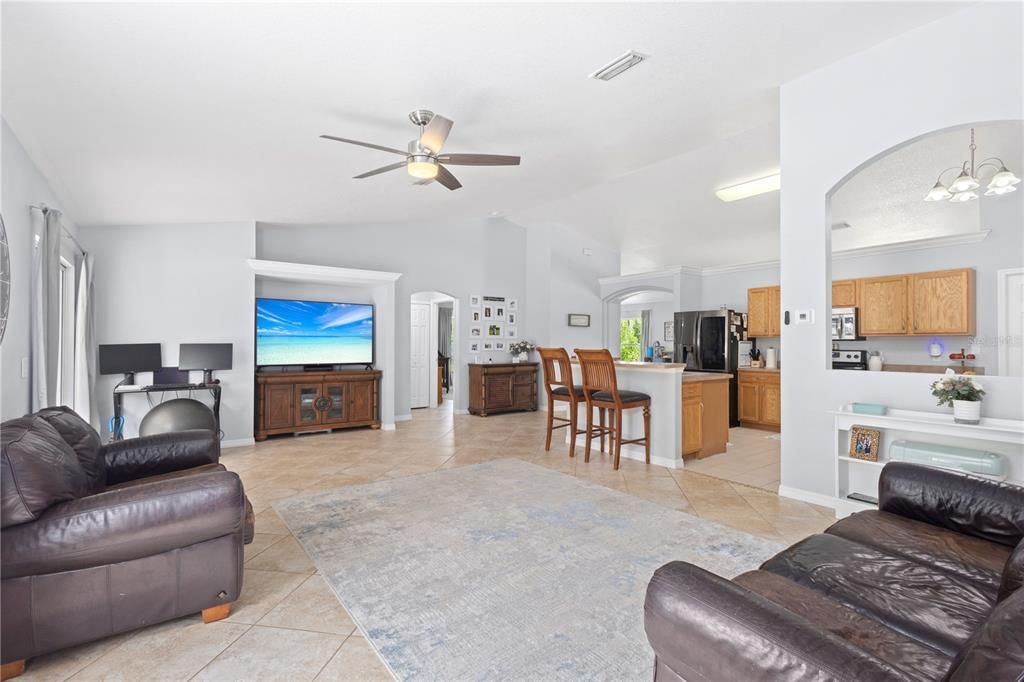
179,343,233,384
99,343,162,383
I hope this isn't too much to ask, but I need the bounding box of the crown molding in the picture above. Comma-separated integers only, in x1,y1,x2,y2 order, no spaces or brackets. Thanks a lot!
830,230,991,261
700,259,781,276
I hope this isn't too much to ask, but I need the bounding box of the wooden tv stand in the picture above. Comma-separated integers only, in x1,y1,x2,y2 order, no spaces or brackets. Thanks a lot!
255,369,381,440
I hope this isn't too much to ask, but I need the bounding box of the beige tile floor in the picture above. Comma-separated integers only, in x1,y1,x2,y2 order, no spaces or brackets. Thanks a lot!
21,405,832,681
684,427,783,491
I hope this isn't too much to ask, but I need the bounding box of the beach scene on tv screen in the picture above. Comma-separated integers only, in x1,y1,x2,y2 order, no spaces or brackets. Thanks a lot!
257,299,373,365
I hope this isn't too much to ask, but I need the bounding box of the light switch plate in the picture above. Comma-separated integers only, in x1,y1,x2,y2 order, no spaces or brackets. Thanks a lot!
794,309,814,325
21,357,29,379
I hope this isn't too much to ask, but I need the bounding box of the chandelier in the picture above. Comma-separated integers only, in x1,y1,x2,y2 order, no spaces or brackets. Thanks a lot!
924,128,1020,203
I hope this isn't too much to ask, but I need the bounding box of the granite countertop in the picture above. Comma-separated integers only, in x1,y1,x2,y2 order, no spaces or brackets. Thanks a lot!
737,367,781,373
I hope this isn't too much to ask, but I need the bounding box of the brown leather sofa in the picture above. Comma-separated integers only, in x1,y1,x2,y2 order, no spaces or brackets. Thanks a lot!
645,462,1024,681
1,407,255,680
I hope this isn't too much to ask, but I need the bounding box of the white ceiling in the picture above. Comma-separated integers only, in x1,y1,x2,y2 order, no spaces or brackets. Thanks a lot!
3,2,962,267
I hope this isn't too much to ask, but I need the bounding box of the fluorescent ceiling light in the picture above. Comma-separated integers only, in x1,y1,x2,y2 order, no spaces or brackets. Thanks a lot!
715,174,780,202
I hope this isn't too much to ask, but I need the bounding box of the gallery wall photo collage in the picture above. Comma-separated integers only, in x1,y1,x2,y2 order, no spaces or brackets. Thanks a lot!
468,294,519,353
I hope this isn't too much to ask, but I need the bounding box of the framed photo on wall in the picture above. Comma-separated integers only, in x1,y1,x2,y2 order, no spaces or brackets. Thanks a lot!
567,313,591,328
472,310,481,323
507,312,517,325
469,341,480,352
487,323,504,338
470,326,482,338
483,305,494,321
496,306,506,320
483,342,494,350
849,426,881,461
470,294,481,307
509,299,518,311
495,342,506,350
507,326,518,338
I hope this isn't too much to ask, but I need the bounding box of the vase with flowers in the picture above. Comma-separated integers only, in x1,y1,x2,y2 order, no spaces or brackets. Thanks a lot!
508,340,535,364
930,369,985,424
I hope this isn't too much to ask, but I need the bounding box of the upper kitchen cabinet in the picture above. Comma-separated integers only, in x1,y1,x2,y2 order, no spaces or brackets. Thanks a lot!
857,275,909,335
909,268,975,336
831,279,857,308
747,286,780,337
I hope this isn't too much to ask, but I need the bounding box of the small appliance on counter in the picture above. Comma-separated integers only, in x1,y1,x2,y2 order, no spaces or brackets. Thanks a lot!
832,349,868,370
867,351,884,372
831,307,864,341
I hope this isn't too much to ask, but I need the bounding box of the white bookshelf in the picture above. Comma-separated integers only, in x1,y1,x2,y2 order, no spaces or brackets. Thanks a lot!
831,405,1024,518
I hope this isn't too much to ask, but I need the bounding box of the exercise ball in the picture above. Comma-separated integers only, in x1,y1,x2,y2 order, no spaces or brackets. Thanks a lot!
139,398,217,436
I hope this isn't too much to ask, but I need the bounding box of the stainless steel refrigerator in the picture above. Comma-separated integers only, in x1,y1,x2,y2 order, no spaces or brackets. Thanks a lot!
674,310,743,427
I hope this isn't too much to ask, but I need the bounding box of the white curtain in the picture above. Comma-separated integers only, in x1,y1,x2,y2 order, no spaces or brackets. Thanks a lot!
30,208,61,411
640,309,652,357
438,306,452,358
73,253,96,426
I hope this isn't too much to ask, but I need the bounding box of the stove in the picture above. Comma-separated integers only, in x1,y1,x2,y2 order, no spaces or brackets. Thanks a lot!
832,349,868,370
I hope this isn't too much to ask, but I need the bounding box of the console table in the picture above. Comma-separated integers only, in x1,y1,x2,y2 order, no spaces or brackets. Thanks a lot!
468,363,538,416
111,383,221,441
255,369,381,440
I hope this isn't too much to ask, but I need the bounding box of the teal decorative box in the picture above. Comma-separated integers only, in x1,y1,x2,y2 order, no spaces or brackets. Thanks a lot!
851,403,887,416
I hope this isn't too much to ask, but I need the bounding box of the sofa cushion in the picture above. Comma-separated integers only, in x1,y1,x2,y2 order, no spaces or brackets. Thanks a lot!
734,570,951,681
998,540,1024,602
944,583,1024,681
33,406,105,493
826,510,1010,592
1,417,90,528
760,533,995,656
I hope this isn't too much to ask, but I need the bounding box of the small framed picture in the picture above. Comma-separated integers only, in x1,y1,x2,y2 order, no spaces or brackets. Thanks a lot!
483,306,494,321
469,341,480,352
849,426,881,462
507,326,518,339
472,310,481,323
483,342,494,351
487,323,504,338
495,342,506,350
509,299,518,311
567,313,591,328
496,307,505,320
507,312,517,325
470,326,482,338
664,321,674,343
470,294,481,307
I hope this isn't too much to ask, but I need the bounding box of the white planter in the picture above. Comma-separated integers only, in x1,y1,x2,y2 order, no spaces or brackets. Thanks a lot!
512,353,526,364
953,400,981,425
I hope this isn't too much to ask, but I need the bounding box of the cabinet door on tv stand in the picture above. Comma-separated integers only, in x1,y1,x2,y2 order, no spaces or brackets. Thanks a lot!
294,383,324,426
265,384,295,430
321,382,348,425
347,380,376,422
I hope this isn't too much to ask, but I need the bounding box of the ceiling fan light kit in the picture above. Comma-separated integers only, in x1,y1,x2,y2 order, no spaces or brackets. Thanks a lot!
923,127,1021,203
321,110,520,191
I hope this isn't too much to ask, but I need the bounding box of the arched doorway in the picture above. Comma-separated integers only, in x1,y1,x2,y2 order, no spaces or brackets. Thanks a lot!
409,290,459,412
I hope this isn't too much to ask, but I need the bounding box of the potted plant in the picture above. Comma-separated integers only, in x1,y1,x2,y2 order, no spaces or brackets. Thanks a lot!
508,340,535,364
930,369,985,424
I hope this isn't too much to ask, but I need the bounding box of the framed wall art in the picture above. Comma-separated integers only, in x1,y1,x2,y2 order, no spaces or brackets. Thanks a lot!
567,314,591,328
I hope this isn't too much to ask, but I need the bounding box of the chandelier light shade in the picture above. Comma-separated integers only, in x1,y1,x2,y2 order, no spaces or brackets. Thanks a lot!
923,128,1020,204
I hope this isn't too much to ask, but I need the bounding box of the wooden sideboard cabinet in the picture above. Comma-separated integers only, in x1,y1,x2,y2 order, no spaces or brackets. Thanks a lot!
737,370,781,431
468,363,539,416
256,369,381,440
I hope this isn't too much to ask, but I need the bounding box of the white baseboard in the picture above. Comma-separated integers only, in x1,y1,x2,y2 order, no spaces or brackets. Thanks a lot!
381,423,397,431
221,438,255,449
568,434,680,469
777,485,836,508
394,413,412,422
455,408,469,415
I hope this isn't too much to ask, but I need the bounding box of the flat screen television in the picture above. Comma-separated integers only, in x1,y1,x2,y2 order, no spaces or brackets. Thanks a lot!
256,298,374,367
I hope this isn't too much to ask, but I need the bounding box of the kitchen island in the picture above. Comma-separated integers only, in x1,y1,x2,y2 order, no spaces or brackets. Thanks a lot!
568,361,730,469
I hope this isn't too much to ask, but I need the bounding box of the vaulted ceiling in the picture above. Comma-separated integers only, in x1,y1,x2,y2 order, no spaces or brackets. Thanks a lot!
3,2,963,269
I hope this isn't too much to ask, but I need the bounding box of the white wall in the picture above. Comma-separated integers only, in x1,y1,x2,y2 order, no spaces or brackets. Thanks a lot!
0,120,80,419
779,3,1024,501
83,222,256,443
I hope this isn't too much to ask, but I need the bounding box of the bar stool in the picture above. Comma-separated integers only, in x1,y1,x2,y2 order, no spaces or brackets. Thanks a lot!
574,348,651,470
537,347,588,457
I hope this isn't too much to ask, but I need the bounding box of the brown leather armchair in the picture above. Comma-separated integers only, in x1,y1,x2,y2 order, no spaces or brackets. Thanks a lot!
645,462,1024,681
1,407,255,680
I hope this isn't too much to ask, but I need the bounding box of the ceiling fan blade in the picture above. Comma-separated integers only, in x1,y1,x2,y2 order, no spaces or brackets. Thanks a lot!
435,164,462,191
437,153,521,166
353,161,406,179
419,115,453,154
320,135,408,157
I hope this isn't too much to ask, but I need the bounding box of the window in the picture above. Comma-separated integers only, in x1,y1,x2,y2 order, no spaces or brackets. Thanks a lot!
620,318,642,361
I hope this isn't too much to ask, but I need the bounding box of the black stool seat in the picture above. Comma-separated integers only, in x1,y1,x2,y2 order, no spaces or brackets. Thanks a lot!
552,385,588,397
591,389,650,403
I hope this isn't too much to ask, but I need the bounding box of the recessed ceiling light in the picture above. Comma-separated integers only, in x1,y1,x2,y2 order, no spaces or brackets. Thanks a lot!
715,174,781,202
589,50,648,81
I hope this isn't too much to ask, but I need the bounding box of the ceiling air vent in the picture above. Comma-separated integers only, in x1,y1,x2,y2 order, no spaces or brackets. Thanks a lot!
589,50,648,81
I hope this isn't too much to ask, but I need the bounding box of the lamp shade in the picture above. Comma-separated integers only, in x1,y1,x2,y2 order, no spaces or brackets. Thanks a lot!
988,167,1021,189
948,170,980,193
407,157,439,179
949,190,978,203
984,184,1017,197
924,182,953,202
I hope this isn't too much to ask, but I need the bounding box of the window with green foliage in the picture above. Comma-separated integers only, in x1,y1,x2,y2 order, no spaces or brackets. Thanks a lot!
620,318,642,361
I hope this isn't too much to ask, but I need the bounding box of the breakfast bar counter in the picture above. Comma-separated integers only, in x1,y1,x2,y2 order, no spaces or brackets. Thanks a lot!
568,361,730,468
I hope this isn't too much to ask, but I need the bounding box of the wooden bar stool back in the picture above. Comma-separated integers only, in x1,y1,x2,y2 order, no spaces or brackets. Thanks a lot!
574,348,651,470
537,347,586,457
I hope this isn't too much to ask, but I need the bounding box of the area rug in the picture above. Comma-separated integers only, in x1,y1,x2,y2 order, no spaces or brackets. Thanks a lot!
275,459,783,681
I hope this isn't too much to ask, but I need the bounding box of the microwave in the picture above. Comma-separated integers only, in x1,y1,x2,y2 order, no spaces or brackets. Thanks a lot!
831,307,864,341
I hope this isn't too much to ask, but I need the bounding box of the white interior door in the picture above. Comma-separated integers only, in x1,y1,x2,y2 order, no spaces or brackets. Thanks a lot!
410,302,431,408
998,268,1024,376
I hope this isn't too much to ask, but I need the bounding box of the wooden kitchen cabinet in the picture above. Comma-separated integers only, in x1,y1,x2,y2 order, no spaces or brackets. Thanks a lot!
468,363,538,416
909,268,975,336
857,275,909,335
737,370,780,431
832,279,857,308
681,380,729,459
747,286,781,337
682,392,703,456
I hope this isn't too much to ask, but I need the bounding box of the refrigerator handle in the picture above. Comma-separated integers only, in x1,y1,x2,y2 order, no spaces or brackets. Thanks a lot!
693,316,703,369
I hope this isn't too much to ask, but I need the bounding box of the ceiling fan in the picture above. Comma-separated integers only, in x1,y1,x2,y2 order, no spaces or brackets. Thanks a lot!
321,110,520,191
